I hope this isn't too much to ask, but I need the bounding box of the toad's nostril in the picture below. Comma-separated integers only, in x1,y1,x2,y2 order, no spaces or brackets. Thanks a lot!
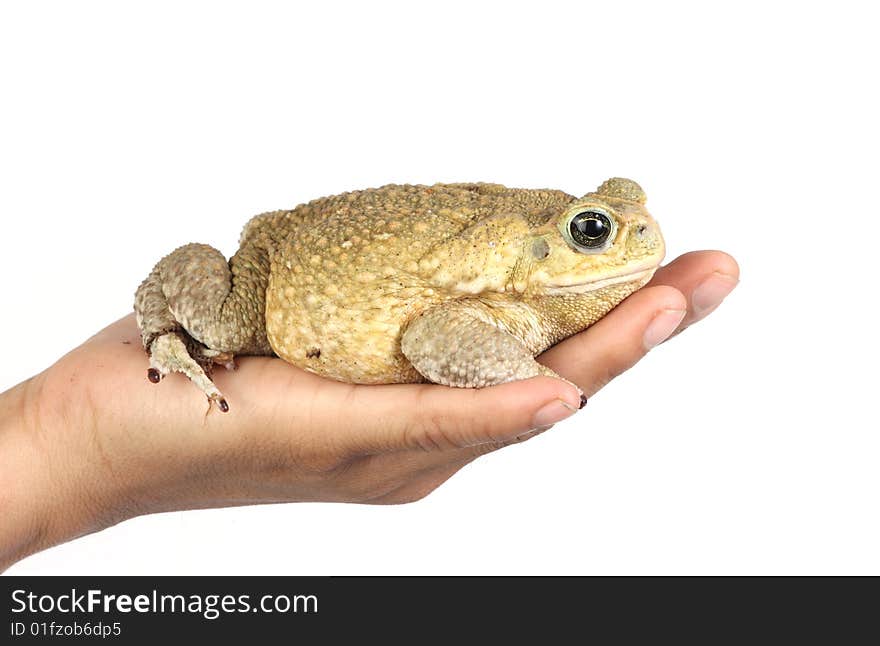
636,224,648,237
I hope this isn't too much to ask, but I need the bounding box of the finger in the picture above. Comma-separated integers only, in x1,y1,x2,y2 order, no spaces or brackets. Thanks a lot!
648,250,739,333
335,376,582,454
539,285,687,396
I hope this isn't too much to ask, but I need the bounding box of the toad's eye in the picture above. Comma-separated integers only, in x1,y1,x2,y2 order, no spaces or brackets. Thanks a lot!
565,209,615,251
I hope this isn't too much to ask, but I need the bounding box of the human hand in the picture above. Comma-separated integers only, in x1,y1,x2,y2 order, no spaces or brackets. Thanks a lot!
0,250,738,569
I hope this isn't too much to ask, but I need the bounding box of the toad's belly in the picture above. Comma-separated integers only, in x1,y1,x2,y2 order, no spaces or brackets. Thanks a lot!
264,272,427,384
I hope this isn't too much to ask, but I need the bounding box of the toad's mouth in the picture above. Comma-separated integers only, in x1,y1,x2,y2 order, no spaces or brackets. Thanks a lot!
543,266,658,295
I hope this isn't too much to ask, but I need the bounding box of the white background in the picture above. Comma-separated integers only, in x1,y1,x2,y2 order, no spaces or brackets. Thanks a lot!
1,1,877,575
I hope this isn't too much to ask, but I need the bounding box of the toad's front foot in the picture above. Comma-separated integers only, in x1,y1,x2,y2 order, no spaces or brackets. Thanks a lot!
147,332,231,412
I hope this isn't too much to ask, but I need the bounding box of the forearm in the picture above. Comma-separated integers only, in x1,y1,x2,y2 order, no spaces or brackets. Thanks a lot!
0,375,102,571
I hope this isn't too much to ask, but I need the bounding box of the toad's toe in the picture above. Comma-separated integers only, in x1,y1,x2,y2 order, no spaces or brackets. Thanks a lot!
148,332,228,410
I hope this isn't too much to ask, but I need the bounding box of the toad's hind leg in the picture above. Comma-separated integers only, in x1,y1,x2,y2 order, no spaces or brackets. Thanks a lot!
134,241,273,410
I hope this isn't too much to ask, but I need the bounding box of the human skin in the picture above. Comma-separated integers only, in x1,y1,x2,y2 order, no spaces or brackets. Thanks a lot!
0,251,738,571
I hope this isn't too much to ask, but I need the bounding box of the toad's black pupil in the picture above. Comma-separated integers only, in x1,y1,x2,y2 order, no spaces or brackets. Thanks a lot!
569,211,611,248
577,217,605,238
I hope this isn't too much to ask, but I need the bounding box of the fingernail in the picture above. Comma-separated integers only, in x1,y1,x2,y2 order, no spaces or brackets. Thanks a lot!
532,399,578,429
643,309,687,350
692,272,738,319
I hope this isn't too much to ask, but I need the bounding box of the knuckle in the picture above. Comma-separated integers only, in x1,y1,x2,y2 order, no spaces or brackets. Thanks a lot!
415,414,455,451
404,390,467,451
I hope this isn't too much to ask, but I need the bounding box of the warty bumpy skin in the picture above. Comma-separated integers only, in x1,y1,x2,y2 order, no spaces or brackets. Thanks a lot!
133,178,665,410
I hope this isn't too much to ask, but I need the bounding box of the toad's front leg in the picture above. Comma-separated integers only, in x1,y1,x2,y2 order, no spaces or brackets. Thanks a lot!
134,242,273,411
400,300,586,406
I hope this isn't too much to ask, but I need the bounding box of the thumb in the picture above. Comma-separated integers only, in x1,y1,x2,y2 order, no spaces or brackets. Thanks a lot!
340,377,583,453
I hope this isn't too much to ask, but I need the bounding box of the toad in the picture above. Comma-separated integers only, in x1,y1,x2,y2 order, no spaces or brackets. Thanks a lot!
134,178,665,410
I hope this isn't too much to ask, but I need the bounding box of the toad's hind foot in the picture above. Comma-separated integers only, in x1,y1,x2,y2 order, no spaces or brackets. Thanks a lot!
134,240,274,412
147,332,230,412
